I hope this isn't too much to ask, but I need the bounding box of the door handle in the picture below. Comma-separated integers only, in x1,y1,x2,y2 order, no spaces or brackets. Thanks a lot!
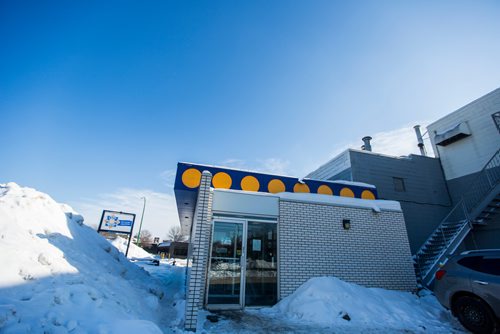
473,280,489,285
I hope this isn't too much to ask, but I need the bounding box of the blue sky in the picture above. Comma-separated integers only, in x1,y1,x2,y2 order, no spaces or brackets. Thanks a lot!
2,1,500,237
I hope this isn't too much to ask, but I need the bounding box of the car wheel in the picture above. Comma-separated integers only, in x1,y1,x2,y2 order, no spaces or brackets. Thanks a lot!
452,295,498,334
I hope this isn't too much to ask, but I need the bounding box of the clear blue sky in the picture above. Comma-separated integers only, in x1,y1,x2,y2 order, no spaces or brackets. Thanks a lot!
2,1,500,235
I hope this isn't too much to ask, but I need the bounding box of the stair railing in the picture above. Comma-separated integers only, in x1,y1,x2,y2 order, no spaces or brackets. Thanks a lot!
462,148,500,213
415,200,469,279
415,148,500,284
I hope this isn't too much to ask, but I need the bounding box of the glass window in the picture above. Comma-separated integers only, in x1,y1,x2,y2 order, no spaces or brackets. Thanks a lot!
207,222,244,305
458,256,482,271
245,222,278,306
480,258,500,276
393,177,406,192
458,256,500,276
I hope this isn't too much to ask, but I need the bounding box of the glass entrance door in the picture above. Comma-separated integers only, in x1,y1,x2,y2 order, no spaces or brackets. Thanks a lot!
207,222,244,306
245,222,278,306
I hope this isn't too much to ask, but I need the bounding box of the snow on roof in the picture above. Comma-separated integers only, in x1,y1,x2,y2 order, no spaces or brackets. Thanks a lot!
277,192,402,212
327,179,376,189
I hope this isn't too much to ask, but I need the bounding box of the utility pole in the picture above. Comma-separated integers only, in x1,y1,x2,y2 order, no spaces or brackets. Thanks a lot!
136,196,147,246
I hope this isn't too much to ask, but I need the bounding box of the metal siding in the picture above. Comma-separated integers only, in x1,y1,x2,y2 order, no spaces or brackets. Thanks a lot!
350,152,451,206
348,151,453,253
427,88,500,180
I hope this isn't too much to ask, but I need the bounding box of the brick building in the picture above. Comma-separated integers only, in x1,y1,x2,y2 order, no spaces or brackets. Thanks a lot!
174,162,416,331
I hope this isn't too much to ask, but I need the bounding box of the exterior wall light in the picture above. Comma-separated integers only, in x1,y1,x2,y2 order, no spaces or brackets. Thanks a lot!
342,219,351,230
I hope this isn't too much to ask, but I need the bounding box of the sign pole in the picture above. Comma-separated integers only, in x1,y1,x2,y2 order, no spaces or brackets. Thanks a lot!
124,212,136,258
125,234,132,257
136,196,147,246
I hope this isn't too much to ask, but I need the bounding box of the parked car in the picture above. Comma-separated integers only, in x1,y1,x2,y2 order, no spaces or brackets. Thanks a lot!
434,249,500,333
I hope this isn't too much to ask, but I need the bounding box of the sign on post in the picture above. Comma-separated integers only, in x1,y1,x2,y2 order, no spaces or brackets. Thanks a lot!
97,210,136,257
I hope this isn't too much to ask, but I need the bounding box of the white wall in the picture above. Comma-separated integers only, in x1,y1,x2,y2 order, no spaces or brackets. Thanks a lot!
279,199,416,296
212,190,279,217
427,88,500,180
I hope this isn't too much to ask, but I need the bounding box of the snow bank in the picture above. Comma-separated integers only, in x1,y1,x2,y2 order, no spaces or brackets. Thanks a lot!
263,276,461,332
109,236,154,259
0,183,179,333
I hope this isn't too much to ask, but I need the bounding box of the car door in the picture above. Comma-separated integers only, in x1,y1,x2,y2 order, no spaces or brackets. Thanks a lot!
471,255,500,317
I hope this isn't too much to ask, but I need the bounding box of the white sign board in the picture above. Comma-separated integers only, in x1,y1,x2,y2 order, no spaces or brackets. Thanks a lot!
252,239,262,252
98,210,136,234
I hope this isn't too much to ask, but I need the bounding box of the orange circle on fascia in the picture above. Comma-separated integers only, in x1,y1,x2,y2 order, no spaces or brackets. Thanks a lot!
240,175,260,192
293,183,310,193
361,190,376,200
340,187,355,198
317,185,333,195
212,172,232,189
268,179,286,193
182,168,202,188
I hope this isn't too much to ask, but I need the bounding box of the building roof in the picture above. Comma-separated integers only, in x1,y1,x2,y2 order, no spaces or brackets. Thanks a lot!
174,162,379,233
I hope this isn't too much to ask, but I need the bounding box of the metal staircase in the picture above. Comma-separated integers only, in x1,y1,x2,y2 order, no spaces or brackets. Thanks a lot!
414,148,500,287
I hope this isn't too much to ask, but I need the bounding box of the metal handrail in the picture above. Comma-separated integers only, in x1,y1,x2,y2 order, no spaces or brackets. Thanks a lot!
462,148,500,213
415,148,500,282
419,201,469,281
416,198,467,257
417,148,500,256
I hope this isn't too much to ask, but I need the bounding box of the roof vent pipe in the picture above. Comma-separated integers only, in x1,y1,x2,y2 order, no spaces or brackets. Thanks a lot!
413,125,427,156
361,136,372,152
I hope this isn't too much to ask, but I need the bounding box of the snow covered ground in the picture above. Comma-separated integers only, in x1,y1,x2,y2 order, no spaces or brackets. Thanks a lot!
199,277,466,333
0,183,181,333
0,183,466,333
109,235,154,259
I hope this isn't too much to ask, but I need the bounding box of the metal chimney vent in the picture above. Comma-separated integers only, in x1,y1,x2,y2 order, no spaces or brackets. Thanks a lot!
362,136,372,152
413,125,427,156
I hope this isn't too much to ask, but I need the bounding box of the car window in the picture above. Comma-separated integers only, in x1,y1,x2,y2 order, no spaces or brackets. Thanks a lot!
480,258,500,276
458,256,500,276
457,256,482,271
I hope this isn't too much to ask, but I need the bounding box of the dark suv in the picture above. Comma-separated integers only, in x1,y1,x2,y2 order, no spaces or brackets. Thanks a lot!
433,249,500,333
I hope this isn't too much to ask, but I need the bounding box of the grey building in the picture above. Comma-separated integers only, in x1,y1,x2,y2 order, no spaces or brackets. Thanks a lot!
427,88,500,251
308,87,500,286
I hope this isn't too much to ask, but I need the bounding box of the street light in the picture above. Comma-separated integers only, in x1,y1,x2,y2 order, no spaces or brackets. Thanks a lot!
136,196,147,246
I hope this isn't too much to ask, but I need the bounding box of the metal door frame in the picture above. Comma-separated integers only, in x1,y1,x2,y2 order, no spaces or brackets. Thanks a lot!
205,218,247,310
206,216,278,310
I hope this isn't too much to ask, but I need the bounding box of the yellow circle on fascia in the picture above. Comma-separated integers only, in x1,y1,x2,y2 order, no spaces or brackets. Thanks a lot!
340,187,355,198
182,168,202,188
241,175,260,192
317,185,333,195
361,190,376,200
212,172,232,189
293,183,310,193
268,179,286,193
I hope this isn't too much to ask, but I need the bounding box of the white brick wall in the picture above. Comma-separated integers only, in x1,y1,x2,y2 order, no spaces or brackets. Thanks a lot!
184,171,213,331
278,199,416,299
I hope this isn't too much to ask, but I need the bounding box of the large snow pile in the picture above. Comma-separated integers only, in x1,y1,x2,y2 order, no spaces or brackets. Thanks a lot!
109,236,154,259
0,183,180,333
262,276,463,332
